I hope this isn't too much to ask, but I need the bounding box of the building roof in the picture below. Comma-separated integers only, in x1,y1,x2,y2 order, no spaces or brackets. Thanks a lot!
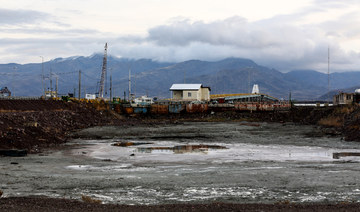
224,94,278,102
170,84,202,90
211,93,278,101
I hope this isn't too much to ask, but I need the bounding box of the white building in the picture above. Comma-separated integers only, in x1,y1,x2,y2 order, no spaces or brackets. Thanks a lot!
170,84,211,101
252,84,259,94
85,94,96,100
132,95,154,106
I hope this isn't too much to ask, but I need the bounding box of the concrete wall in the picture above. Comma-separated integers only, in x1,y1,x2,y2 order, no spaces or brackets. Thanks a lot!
172,90,183,100
333,93,354,105
200,88,210,101
183,90,199,101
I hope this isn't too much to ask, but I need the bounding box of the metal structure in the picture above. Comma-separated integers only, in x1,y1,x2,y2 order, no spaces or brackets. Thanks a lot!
39,56,45,97
78,70,81,99
328,46,330,102
128,68,131,101
0,87,11,97
252,84,259,94
98,43,108,98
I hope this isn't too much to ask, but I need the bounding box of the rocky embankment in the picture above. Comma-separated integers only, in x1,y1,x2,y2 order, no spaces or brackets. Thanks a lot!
140,105,360,141
1,100,360,153
320,104,360,141
2,197,360,212
0,100,121,153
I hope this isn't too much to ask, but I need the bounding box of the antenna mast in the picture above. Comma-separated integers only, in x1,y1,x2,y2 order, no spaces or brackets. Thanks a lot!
328,46,330,101
128,68,131,101
98,43,107,98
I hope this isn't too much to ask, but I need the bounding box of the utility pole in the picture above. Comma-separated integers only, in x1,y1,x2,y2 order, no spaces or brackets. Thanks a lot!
98,43,107,98
328,46,330,102
40,56,44,97
184,70,186,83
78,70,81,99
56,76,58,97
128,68,131,101
12,66,18,96
50,69,53,95
110,70,112,100
134,73,137,98
248,68,251,93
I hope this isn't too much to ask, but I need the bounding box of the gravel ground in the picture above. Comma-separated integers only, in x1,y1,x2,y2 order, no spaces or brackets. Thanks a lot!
1,197,360,212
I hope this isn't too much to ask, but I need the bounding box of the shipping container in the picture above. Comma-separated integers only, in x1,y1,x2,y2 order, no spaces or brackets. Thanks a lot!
133,107,148,114
150,104,169,114
186,103,208,113
169,104,185,113
113,104,122,113
123,107,134,114
218,98,225,103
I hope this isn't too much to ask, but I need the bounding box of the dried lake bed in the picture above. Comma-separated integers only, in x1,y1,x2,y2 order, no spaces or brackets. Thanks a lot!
1,122,360,205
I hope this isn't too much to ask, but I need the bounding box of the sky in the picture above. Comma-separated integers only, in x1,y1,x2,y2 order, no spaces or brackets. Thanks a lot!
1,0,360,72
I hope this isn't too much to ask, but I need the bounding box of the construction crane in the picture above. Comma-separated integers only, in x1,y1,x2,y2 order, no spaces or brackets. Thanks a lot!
98,43,107,98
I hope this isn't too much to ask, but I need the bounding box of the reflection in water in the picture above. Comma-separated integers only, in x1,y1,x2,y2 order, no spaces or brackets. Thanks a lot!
137,144,227,154
113,141,154,147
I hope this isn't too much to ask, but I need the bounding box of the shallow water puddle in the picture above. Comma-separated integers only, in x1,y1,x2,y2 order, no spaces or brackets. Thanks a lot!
136,144,227,154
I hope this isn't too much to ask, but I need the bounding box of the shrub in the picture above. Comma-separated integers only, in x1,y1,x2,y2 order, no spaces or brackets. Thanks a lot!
81,195,102,204
318,116,343,127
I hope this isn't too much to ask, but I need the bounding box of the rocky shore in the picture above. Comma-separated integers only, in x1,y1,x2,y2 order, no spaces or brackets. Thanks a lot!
2,100,360,211
0,100,122,152
1,197,360,212
1,100,360,153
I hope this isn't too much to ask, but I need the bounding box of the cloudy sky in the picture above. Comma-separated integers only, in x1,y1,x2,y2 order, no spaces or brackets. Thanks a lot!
1,0,360,72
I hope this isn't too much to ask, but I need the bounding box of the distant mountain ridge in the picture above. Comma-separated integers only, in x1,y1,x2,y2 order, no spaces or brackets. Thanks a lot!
1,55,360,100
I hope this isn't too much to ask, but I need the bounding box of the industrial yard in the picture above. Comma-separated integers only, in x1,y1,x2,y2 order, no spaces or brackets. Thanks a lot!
2,122,360,211
1,98,360,211
2,0,360,210
0,95,358,212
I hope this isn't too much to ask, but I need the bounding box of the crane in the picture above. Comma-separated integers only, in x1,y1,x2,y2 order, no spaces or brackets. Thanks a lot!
98,43,107,98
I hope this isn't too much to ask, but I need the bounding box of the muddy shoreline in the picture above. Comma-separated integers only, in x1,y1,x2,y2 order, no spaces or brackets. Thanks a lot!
1,197,360,212
2,101,360,210
1,100,360,153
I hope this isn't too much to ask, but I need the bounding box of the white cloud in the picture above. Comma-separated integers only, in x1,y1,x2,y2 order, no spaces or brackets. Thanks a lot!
0,0,359,73
110,11,360,72
0,8,51,25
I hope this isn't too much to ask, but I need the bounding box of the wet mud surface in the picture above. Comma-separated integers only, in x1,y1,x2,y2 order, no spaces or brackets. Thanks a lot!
1,122,360,205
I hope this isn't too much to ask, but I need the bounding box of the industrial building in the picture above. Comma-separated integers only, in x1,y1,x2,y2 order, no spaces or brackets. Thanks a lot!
0,87,11,97
333,90,360,105
170,84,211,101
210,93,279,103
210,84,278,103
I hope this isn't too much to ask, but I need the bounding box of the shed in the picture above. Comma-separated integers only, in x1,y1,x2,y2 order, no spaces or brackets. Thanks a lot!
333,91,360,105
170,84,211,101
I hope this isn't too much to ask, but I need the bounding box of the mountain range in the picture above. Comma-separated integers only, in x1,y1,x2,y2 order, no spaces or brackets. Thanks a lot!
1,55,360,101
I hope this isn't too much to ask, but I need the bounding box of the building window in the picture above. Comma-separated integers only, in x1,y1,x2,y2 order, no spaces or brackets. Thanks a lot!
188,92,192,97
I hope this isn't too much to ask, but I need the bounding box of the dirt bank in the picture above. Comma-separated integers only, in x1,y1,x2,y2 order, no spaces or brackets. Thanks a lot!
1,99,360,153
0,100,123,152
1,197,360,212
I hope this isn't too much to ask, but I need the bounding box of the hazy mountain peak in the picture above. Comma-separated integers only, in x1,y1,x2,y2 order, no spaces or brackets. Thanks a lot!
0,56,360,100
